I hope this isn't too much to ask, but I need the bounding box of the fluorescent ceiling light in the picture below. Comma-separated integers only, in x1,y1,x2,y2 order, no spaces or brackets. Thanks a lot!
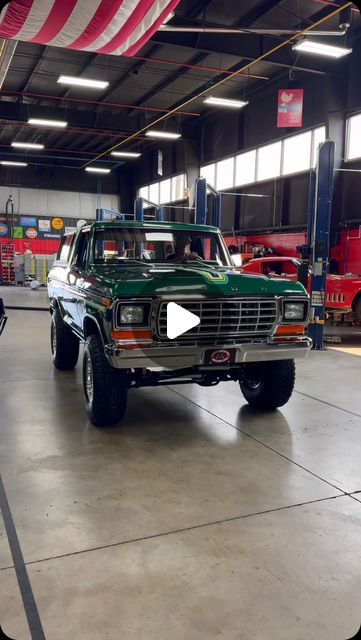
11,142,44,150
85,167,111,174
111,151,141,158
28,118,68,128
0,161,28,166
292,39,352,58
204,96,249,108
57,75,109,89
145,130,181,139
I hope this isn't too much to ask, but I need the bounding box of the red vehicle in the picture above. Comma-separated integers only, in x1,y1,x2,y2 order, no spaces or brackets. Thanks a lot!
240,256,361,322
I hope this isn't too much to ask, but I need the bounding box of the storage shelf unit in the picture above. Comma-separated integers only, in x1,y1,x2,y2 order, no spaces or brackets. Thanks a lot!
0,243,15,285
24,254,56,284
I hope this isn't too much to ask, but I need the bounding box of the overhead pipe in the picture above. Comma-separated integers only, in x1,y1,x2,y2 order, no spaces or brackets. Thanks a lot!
0,89,199,117
0,118,147,140
131,55,268,80
159,25,348,36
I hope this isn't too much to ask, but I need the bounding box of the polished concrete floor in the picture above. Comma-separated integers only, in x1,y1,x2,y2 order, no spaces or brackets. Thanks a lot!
0,285,49,310
1,310,361,640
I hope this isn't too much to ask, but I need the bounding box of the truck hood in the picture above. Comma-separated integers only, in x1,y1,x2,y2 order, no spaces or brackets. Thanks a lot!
91,263,307,298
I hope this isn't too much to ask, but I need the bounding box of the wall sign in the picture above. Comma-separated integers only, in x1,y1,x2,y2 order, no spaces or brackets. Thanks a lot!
44,232,61,239
277,89,304,128
20,216,37,227
26,227,38,239
52,217,64,230
0,214,88,239
38,219,51,232
13,227,23,239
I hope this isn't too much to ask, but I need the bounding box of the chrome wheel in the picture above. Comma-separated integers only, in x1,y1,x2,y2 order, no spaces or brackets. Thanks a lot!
85,356,94,404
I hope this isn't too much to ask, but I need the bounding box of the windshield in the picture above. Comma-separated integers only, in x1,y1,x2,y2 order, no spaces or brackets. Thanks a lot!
92,227,232,267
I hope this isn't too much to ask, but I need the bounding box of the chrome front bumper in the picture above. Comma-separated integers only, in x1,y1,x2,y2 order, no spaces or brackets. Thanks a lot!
105,337,312,369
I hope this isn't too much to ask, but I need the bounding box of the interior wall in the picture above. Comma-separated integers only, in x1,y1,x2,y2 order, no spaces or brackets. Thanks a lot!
0,186,119,219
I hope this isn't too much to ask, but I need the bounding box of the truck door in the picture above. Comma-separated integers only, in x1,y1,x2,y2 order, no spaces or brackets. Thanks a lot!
69,229,91,331
48,233,76,322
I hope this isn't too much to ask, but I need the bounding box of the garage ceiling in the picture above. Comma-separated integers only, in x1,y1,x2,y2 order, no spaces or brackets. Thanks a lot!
0,0,359,170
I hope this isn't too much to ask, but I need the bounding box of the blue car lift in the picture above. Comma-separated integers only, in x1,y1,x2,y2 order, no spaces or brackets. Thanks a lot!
194,154,335,351
194,177,222,227
134,197,165,222
306,140,335,350
96,208,125,221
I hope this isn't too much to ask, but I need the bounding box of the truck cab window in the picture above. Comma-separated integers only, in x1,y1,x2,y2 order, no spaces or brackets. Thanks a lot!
57,234,75,264
73,232,90,270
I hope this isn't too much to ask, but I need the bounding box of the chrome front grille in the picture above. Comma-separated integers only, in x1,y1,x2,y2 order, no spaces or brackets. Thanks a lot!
157,298,278,341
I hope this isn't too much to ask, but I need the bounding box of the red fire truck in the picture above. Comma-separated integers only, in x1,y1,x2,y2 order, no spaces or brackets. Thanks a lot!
240,256,361,322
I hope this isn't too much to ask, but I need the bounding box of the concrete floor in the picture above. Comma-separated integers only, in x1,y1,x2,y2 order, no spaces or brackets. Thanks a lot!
0,310,361,640
0,285,49,310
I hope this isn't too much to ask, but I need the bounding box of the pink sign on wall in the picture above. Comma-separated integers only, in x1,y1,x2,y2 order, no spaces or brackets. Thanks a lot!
277,89,304,128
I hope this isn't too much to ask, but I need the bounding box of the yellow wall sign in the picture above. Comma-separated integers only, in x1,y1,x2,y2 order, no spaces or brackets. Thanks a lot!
52,217,64,230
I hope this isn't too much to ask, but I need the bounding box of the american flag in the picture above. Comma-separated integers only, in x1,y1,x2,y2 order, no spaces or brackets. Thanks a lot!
0,0,179,56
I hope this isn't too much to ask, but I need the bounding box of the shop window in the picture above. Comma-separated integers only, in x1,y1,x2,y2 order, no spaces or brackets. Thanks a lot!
139,185,149,200
312,126,326,166
235,150,257,186
149,182,160,204
200,163,215,187
346,114,361,161
216,157,234,190
171,174,186,201
159,178,171,204
257,141,282,181
282,131,312,176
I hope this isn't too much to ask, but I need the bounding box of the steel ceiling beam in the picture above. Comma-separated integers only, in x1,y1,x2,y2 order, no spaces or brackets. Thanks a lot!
182,0,214,19
128,51,208,116
232,0,284,28
17,45,46,94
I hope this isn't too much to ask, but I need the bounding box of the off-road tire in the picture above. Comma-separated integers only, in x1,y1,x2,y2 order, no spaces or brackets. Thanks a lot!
240,359,295,410
83,334,128,426
51,308,79,370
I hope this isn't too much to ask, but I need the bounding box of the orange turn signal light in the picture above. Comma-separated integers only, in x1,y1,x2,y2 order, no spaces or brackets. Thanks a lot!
275,325,305,336
111,329,153,341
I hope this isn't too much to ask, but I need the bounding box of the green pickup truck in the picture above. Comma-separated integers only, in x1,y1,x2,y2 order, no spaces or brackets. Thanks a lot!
47,221,311,426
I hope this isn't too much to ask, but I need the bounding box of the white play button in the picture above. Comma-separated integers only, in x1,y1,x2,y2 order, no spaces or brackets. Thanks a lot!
167,302,200,340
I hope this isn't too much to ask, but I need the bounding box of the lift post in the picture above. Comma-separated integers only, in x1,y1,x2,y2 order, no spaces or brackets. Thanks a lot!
194,178,222,227
308,140,335,350
96,208,125,221
134,197,165,222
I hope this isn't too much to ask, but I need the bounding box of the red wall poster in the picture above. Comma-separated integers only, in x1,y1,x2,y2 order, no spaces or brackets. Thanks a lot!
277,89,304,128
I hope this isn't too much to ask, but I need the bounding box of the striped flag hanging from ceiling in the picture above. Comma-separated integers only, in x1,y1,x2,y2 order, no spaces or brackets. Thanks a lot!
0,0,179,56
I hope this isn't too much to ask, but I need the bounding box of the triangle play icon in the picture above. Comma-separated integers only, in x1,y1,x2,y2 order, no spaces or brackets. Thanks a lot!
166,302,200,340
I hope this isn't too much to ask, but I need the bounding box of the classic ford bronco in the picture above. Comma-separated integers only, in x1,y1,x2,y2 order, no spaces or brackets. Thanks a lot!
47,221,311,426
